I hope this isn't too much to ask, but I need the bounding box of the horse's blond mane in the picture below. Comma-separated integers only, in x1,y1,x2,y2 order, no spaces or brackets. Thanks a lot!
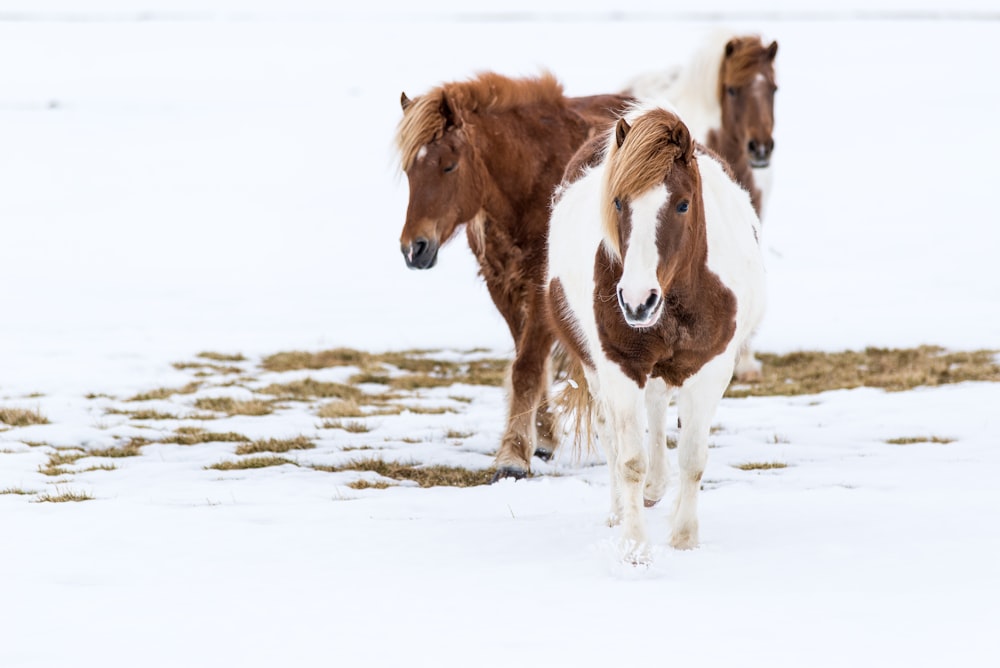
602,108,688,259
395,71,566,171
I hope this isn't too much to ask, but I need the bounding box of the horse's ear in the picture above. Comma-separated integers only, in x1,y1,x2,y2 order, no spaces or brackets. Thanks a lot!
725,39,737,58
440,96,458,128
767,41,778,60
401,92,412,111
671,122,693,163
615,118,631,148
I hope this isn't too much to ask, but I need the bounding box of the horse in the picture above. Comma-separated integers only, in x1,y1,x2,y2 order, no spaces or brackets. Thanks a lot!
544,104,766,563
624,31,777,381
395,71,633,480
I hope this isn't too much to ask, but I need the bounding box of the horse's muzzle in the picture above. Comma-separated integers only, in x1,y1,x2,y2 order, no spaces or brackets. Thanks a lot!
748,138,774,169
401,237,439,270
618,288,662,328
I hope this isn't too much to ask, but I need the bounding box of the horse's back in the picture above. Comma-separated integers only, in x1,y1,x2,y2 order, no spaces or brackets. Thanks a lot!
567,93,634,130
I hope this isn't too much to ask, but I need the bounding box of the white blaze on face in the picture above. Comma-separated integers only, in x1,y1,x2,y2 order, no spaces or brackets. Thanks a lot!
617,185,667,317
415,146,428,163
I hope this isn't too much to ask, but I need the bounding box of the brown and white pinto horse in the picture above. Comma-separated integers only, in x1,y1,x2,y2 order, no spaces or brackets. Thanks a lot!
625,31,777,381
395,72,632,480
545,104,766,563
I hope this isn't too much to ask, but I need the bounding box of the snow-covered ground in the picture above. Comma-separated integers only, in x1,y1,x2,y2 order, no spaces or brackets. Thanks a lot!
1,3,998,667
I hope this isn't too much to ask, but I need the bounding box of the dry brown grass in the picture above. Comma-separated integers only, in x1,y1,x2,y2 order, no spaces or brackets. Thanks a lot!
172,362,243,375
258,378,362,402
128,382,201,402
121,410,180,420
88,441,144,458
261,348,377,372
313,457,493,488
35,489,94,503
735,461,788,471
727,346,1000,398
1,487,38,496
321,419,371,433
234,436,315,455
197,352,247,362
347,479,394,490
206,456,297,471
446,430,474,439
193,397,274,416
161,427,249,446
886,436,955,445
316,399,366,419
0,407,49,427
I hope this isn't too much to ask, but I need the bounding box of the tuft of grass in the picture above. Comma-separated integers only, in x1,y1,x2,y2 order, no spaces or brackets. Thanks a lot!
38,464,72,477
342,445,375,452
347,479,394,490
80,463,118,472
161,427,249,446
234,436,315,455
449,395,474,404
399,405,456,415
206,456,297,471
197,351,247,363
111,409,180,420
0,407,50,427
259,378,362,402
446,429,474,439
735,461,788,471
347,372,392,385
173,362,243,375
88,441,144,458
323,419,371,433
128,382,200,402
726,346,1000,398
316,399,366,419
262,348,375,372
193,397,274,416
1,487,38,496
886,436,955,445
313,457,493,488
47,450,86,466
34,489,94,503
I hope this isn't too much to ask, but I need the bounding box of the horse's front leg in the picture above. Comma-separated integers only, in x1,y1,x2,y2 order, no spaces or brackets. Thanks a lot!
672,355,734,550
491,314,555,481
600,369,649,562
643,378,676,507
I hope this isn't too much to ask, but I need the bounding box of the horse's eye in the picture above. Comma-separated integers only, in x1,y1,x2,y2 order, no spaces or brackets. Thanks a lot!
726,86,737,97
613,197,622,212
443,162,457,173
676,201,689,214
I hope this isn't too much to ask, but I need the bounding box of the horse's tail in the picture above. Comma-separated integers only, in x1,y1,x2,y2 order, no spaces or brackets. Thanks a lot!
550,343,598,460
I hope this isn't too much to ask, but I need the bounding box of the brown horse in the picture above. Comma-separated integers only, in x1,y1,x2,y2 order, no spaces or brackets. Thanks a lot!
624,31,777,380
395,71,632,480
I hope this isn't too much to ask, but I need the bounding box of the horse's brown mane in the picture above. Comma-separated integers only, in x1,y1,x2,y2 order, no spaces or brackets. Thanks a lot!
602,108,689,259
395,71,567,171
720,36,776,90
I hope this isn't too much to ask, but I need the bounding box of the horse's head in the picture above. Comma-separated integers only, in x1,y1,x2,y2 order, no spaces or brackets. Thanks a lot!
602,108,700,329
396,90,484,270
718,36,778,168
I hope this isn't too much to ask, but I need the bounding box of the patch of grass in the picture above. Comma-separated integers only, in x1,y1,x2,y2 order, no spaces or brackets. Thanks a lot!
234,436,315,455
313,457,493,488
85,393,116,400
173,362,243,375
347,479,394,490
446,430,474,439
316,399,365,419
80,463,118,472
342,445,375,452
193,397,274,416
197,352,247,363
128,382,201,402
161,428,250,446
121,410,180,420
23,441,50,448
259,378,362,402
1,487,38,496
34,489,94,503
886,436,955,445
262,348,376,372
449,395,474,404
399,405,456,415
38,464,72,477
88,441,144,458
47,450,86,466
735,461,788,471
321,419,372,433
0,407,49,427
398,437,423,444
726,347,1000,398
206,456,297,471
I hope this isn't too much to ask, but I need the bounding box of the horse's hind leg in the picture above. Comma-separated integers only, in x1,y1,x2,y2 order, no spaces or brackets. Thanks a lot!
672,355,733,550
491,322,555,481
733,338,763,382
643,378,675,507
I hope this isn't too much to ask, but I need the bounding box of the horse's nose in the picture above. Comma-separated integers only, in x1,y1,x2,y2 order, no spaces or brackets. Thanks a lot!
617,287,662,327
401,237,439,270
747,138,774,167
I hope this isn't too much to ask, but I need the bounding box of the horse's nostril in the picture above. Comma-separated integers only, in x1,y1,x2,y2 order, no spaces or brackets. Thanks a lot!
644,292,659,311
414,238,428,257
748,140,758,153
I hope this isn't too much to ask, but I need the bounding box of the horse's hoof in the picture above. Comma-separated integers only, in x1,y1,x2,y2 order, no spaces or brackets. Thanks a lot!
490,466,528,483
643,498,659,508
534,447,553,462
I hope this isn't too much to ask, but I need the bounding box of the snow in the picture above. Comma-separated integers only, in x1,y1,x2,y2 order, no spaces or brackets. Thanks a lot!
1,3,999,667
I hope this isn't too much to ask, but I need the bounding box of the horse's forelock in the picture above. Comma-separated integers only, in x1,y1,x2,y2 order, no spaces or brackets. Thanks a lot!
721,36,776,88
602,109,688,260
396,90,449,172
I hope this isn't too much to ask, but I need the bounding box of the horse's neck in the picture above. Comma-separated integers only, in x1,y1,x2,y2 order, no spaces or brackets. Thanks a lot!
705,130,761,217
